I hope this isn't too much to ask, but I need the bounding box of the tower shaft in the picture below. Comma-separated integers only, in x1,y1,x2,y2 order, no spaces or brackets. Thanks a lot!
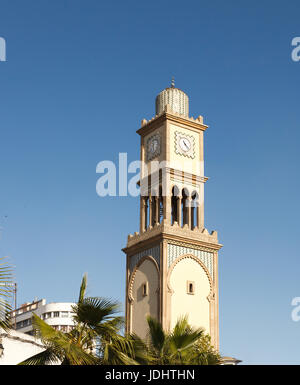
123,86,222,349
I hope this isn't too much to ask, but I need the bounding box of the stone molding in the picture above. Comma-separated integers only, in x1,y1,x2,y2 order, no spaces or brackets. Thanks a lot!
128,244,160,272
137,109,208,138
167,243,214,278
126,220,220,249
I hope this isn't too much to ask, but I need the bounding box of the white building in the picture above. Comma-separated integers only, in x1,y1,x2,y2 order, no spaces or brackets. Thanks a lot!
10,299,76,335
0,329,46,365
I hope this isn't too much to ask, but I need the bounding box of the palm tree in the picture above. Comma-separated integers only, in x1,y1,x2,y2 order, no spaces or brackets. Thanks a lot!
18,275,220,365
132,315,221,365
72,275,137,364
0,257,13,332
19,274,135,365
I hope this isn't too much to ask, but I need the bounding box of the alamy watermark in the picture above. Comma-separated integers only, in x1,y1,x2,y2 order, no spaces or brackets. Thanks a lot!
291,297,300,321
96,153,204,205
0,37,6,62
291,37,300,62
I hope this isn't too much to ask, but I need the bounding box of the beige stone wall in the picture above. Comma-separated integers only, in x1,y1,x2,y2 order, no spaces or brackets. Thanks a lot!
130,259,159,339
169,257,210,334
169,124,201,176
143,125,164,175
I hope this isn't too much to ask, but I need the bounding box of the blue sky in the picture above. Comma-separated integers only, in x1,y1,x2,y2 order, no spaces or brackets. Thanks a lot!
0,0,300,364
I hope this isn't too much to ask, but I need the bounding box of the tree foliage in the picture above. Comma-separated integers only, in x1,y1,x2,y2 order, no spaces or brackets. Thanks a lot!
19,275,221,365
130,316,221,365
0,257,13,332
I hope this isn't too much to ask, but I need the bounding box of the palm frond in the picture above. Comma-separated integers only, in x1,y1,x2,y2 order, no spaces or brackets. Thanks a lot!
94,316,124,339
0,257,13,331
18,348,60,365
169,317,204,360
101,334,139,365
129,333,153,364
72,297,121,327
30,313,98,365
146,316,165,355
78,274,87,304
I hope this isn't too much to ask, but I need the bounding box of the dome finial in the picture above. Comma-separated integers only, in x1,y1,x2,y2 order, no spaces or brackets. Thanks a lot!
156,80,189,117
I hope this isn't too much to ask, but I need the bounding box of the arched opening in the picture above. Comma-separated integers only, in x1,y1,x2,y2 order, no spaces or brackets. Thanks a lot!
191,191,199,230
144,196,149,230
151,195,156,227
171,186,180,225
181,188,189,227
159,186,164,224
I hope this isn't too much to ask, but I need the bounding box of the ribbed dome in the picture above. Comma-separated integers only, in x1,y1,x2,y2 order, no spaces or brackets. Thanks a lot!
155,80,189,117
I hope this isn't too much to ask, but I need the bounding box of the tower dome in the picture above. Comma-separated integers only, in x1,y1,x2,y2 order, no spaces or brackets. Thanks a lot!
155,79,189,117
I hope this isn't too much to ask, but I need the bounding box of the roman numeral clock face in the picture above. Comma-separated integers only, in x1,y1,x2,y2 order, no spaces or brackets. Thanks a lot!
175,131,195,158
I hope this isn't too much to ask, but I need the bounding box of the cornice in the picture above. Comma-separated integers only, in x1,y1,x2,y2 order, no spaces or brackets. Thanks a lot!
123,220,222,254
137,110,208,137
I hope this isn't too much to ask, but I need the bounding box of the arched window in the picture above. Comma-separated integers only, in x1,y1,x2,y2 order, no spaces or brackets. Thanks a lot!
171,186,180,225
151,194,156,227
144,196,149,230
159,186,164,224
181,188,189,227
191,191,199,230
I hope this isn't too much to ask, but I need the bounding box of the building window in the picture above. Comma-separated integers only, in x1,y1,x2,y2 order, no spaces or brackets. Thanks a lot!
142,282,148,296
187,281,195,295
53,311,59,318
61,311,69,318
43,312,52,319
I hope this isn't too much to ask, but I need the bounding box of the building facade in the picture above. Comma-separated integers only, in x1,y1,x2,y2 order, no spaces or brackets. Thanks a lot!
10,299,75,335
123,82,222,349
0,330,46,365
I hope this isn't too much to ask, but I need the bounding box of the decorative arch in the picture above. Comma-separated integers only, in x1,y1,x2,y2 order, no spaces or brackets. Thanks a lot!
127,254,160,338
167,254,213,302
181,187,190,197
170,184,180,195
165,253,215,339
128,255,160,303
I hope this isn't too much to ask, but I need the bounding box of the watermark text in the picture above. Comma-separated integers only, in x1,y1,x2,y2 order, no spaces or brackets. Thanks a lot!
0,37,6,62
291,37,300,62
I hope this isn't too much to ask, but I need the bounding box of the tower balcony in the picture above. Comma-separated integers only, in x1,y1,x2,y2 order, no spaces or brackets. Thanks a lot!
126,219,221,250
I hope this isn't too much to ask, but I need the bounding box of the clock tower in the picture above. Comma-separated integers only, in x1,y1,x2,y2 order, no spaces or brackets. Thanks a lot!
122,81,222,349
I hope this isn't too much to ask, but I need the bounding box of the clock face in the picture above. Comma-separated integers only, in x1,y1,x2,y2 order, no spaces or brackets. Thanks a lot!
179,137,191,152
149,138,159,154
175,131,195,158
147,134,160,161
